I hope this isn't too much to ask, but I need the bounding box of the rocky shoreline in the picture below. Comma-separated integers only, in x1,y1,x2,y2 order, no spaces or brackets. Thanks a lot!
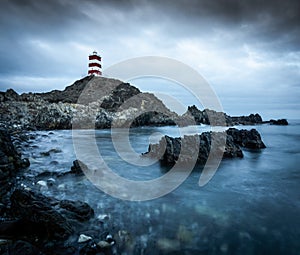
0,76,288,254
0,76,288,132
0,129,121,255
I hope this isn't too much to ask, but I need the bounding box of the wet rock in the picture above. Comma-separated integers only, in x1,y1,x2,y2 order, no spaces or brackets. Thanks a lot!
226,128,266,149
70,160,87,175
145,131,244,165
145,128,265,165
269,119,288,125
184,105,263,126
59,200,94,222
9,189,74,241
230,113,263,125
0,129,30,202
40,148,62,157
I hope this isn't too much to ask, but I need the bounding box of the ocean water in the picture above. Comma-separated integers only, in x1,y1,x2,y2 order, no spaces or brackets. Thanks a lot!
20,121,300,254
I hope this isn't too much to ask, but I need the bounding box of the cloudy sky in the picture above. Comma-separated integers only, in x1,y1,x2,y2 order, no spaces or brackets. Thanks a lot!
0,0,299,119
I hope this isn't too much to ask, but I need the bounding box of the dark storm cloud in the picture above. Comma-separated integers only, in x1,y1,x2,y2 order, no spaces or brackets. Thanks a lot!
0,0,299,86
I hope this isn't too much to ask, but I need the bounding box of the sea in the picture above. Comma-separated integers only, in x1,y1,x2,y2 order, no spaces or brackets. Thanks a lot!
20,120,300,255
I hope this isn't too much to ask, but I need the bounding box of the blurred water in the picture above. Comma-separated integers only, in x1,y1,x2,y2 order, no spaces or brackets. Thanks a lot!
22,121,300,254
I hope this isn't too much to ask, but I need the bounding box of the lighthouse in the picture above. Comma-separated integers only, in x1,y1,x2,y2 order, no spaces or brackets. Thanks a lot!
88,51,102,76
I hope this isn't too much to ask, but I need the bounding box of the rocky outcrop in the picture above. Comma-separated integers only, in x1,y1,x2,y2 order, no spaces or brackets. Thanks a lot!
184,105,264,126
0,189,94,249
0,129,29,202
226,128,266,149
145,128,265,165
0,76,177,130
230,113,263,125
0,78,288,130
269,119,288,125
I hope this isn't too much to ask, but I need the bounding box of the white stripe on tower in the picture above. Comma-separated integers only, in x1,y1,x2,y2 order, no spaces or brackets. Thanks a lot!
88,51,102,76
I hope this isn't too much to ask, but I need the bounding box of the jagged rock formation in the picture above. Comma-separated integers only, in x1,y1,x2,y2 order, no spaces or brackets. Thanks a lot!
184,105,288,126
0,76,177,130
184,105,263,126
226,128,266,149
0,78,288,130
145,128,265,165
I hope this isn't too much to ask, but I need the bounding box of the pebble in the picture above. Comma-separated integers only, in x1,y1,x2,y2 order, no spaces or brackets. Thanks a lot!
36,180,48,191
97,214,110,221
78,234,93,243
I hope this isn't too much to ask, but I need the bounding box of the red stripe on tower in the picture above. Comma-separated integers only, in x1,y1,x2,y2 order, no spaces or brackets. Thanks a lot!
88,51,102,76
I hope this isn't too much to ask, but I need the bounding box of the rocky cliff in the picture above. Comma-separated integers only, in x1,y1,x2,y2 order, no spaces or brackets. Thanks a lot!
0,76,177,130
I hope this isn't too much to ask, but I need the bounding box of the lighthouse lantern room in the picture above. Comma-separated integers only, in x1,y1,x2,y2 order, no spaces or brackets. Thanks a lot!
88,51,102,76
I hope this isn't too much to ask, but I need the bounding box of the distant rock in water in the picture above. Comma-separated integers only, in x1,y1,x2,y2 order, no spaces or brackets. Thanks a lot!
145,128,265,165
226,128,266,149
269,119,288,125
183,105,263,126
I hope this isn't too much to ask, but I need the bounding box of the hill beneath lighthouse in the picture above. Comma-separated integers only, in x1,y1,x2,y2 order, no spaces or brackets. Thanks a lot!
0,76,178,130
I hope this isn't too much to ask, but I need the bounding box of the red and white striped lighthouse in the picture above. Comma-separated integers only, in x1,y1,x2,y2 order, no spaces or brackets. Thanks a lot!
88,51,102,76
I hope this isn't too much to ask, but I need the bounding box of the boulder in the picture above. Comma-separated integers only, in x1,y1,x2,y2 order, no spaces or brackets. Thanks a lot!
145,128,265,165
9,189,74,241
226,128,266,149
145,131,244,165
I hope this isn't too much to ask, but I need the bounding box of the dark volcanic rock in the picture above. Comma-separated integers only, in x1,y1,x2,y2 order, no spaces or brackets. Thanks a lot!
145,128,265,165
6,189,94,241
0,76,177,130
230,113,263,125
59,200,94,222
269,119,288,125
36,76,94,103
184,105,232,126
131,111,176,127
9,189,74,240
226,128,266,149
101,82,140,111
0,129,29,202
184,105,263,126
146,131,244,165
0,189,96,255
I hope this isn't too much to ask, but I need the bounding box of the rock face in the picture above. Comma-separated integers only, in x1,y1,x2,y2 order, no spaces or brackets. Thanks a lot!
0,129,29,202
0,76,177,130
184,105,263,126
226,128,266,149
145,128,265,165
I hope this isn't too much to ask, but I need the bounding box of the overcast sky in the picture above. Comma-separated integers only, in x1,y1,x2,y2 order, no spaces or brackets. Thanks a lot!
0,0,299,119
